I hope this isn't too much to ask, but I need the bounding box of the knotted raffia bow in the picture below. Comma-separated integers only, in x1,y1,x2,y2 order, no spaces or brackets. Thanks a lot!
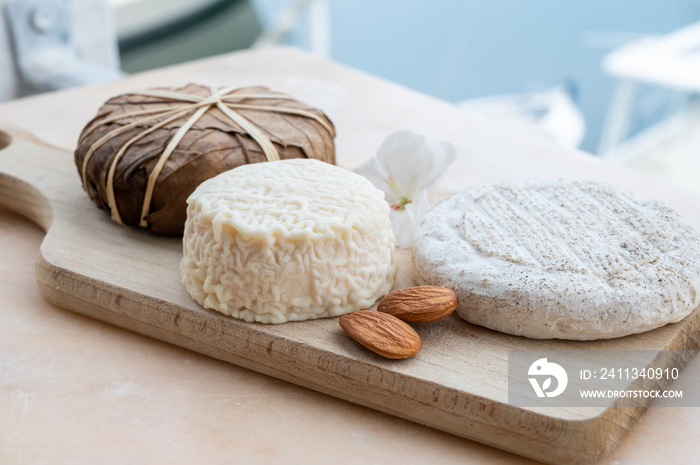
79,85,335,228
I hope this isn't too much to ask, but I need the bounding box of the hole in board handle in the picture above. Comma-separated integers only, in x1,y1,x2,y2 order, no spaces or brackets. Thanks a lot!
0,130,11,151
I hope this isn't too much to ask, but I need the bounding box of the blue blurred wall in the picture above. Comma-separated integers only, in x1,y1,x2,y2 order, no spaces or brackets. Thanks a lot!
253,0,700,153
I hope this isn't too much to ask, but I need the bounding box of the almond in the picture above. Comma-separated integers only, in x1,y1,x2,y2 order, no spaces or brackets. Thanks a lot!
339,310,421,359
378,286,458,324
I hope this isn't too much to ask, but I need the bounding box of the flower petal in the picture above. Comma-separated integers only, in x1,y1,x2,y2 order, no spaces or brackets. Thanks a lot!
353,157,399,204
390,191,431,248
376,131,435,196
390,208,416,248
419,140,457,192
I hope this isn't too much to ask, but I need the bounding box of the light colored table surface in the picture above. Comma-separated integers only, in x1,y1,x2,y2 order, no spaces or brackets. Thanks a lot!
1,47,699,464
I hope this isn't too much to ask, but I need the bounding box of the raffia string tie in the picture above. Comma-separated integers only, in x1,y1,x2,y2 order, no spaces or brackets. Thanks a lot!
79,85,335,228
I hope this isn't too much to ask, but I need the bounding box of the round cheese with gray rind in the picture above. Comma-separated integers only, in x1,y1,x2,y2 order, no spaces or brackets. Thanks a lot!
181,159,397,324
412,180,700,340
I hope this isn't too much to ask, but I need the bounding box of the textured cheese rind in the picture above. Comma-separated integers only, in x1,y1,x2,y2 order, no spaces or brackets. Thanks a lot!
412,180,700,340
181,159,397,324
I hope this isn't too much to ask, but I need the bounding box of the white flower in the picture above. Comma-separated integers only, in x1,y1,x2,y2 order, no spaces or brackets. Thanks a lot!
354,130,456,248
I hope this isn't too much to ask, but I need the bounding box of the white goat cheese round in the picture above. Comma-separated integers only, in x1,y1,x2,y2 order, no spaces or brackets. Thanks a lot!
412,180,700,340
181,159,397,323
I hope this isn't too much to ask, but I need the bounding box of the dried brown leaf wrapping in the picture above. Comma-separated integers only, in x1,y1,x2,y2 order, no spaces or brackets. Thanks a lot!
74,84,336,235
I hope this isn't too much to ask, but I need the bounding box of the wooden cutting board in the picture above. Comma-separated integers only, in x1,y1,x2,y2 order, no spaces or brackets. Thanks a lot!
1,128,698,465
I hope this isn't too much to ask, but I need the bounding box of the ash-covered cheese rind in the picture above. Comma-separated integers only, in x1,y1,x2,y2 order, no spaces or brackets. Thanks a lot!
181,159,397,323
413,180,700,340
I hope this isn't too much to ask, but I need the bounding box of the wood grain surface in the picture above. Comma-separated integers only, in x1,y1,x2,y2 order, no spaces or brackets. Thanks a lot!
1,128,698,465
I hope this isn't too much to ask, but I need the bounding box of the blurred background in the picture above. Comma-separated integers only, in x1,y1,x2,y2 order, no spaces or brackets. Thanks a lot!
2,0,700,191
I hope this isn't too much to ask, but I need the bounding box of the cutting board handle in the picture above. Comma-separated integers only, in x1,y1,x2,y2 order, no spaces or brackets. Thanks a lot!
0,130,10,150
0,127,76,231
